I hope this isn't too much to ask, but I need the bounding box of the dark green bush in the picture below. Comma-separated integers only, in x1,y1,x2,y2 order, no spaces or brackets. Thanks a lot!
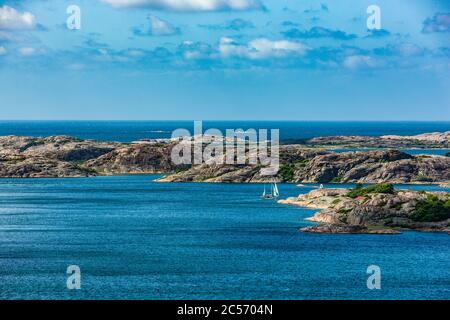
279,164,295,182
411,195,450,222
347,184,395,198
415,174,432,182
330,175,343,183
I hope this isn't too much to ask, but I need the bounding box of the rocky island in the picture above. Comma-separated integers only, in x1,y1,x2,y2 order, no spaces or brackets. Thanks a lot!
279,184,450,234
294,131,450,148
0,132,449,185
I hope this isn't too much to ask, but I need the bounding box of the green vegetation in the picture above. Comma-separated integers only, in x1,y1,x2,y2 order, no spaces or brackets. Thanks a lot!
279,164,295,181
337,208,351,223
174,166,190,173
393,203,403,210
75,165,97,175
330,175,343,183
279,160,309,182
411,195,450,222
415,173,432,182
0,156,26,163
337,208,351,214
199,175,215,182
331,198,341,205
295,159,308,168
347,184,395,198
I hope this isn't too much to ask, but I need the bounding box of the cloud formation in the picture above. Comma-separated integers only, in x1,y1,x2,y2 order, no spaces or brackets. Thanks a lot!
282,26,357,40
303,3,329,14
100,0,263,11
374,42,425,57
343,55,380,69
0,5,36,30
133,15,180,36
178,40,213,60
199,18,254,31
365,29,391,38
422,13,450,33
18,47,36,56
219,37,308,60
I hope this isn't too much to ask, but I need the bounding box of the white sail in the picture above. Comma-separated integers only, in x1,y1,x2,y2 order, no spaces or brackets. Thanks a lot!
262,185,266,197
273,182,279,197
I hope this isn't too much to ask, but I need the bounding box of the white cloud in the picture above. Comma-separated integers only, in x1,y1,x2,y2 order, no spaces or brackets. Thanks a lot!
18,47,36,56
100,0,263,11
392,43,424,57
219,37,308,60
0,6,36,30
149,15,178,35
0,46,6,55
343,55,379,69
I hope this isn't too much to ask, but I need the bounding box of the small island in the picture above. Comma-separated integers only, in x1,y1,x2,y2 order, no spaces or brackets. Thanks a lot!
279,184,450,234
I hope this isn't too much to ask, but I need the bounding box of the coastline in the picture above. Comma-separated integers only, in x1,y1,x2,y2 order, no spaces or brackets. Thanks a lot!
278,186,450,234
0,132,449,185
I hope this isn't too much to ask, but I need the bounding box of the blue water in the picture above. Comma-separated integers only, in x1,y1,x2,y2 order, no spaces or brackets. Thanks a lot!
0,175,448,300
0,121,449,143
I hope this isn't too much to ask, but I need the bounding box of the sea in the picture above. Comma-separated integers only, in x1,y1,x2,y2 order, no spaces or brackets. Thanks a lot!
0,121,449,300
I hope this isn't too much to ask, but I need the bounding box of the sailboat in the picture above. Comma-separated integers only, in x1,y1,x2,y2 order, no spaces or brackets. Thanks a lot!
262,180,280,199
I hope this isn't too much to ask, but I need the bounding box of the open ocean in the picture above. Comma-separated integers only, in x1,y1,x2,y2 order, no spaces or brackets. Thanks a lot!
0,121,449,299
0,120,449,142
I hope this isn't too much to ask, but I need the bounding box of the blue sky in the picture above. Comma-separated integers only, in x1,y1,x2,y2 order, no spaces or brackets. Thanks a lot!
0,0,449,120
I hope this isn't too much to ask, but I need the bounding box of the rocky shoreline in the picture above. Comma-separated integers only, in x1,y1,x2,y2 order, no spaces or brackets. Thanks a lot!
297,131,450,148
160,149,450,184
0,133,449,184
278,186,450,234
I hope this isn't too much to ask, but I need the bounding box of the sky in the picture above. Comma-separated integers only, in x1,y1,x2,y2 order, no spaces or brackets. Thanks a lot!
0,0,449,120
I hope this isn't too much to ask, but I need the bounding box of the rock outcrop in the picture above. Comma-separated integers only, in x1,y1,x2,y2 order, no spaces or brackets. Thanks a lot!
0,133,449,183
0,155,95,178
279,187,450,234
160,149,450,184
304,131,450,148
85,143,184,174
0,136,115,178
0,135,119,161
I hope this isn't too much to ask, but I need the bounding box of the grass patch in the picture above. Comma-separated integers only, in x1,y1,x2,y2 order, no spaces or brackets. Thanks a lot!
347,183,395,198
331,198,341,205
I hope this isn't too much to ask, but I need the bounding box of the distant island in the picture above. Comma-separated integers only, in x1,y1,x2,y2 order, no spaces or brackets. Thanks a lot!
279,184,450,234
0,132,449,185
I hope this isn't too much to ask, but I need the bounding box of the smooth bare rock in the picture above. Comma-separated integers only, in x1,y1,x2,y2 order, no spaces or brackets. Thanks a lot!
0,156,94,178
301,224,401,234
0,135,119,161
1,134,449,181
381,131,450,143
306,131,450,148
85,143,184,174
162,149,450,184
279,188,450,234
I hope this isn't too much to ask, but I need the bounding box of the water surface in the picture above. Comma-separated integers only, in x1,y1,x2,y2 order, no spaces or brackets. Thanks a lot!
0,176,448,300
0,121,448,142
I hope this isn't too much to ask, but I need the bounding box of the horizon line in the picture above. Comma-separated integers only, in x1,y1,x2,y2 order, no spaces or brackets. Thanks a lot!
0,119,450,123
